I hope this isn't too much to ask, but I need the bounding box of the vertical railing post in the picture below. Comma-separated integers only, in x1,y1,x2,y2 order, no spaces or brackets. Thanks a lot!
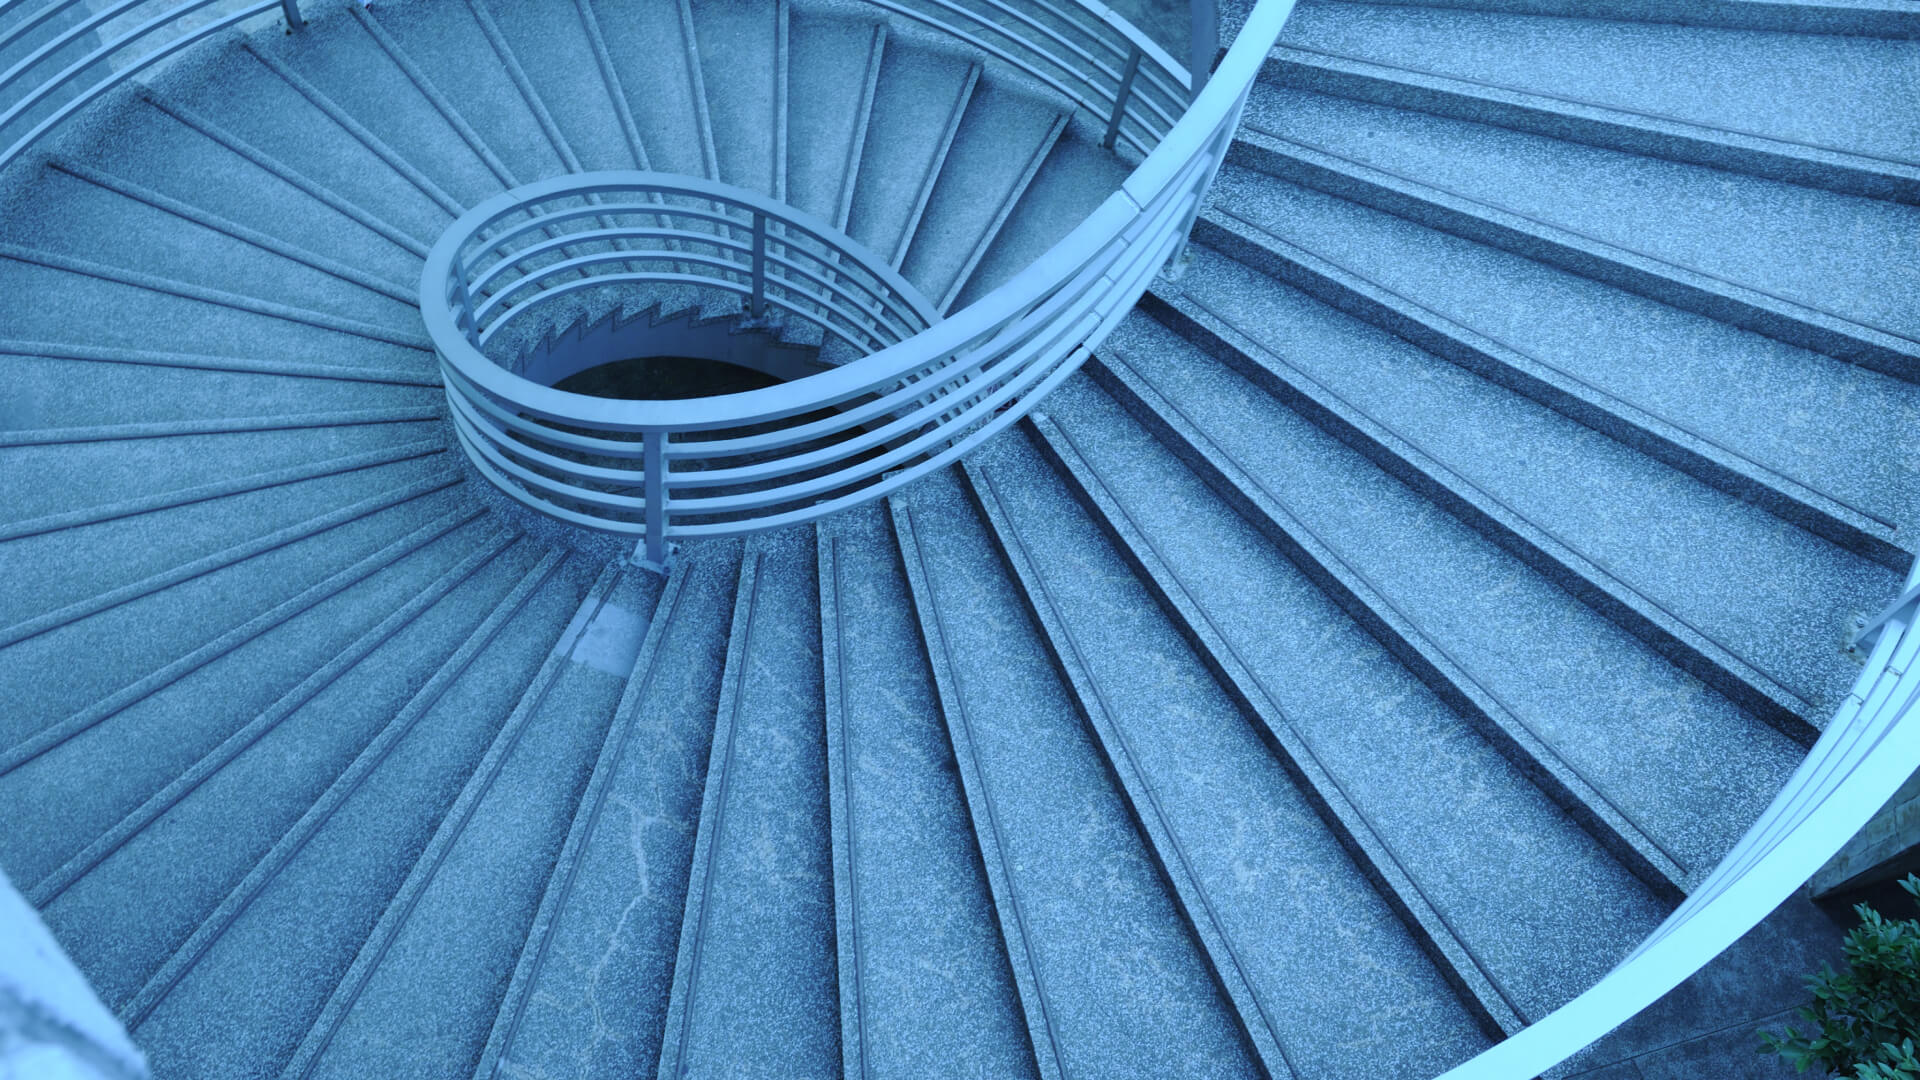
640,429,668,569
1188,0,1218,102
750,211,768,319
281,0,304,28
1102,44,1143,150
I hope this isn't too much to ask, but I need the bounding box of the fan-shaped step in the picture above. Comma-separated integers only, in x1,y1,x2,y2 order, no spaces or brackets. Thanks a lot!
959,433,1501,1077
1153,216,1903,728
1185,187,1920,554
1028,379,1675,1019
118,544,586,1079
1271,2,1920,197
16,524,526,1004
474,540,742,1080
1229,83,1920,378
817,503,1036,1080
0,476,466,734
1085,316,1809,884
889,470,1264,1080
654,529,837,1079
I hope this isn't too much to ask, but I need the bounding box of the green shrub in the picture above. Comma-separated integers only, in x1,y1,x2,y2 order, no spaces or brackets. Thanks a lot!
1762,875,1920,1079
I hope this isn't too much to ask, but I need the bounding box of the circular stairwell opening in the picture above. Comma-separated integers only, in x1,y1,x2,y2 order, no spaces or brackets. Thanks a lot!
551,354,782,401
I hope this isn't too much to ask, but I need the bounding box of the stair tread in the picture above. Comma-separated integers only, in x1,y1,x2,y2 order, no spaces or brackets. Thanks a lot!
26,524,521,1007
891,471,1263,1080
1173,189,1904,714
290,559,633,1080
1194,169,1920,535
967,433,1496,1078
1099,313,1807,877
0,484,467,739
846,37,976,261
657,531,837,1079
1238,82,1920,345
594,0,716,180
819,505,1036,1080
124,547,584,1079
1279,1,1920,165
479,542,739,1080
1041,381,1673,1018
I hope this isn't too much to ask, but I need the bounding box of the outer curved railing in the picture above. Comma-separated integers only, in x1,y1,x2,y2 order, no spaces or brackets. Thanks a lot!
4,2,1918,1080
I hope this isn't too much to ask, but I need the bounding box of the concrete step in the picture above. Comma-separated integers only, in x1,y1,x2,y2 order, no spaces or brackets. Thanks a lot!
0,449,451,630
357,0,571,188
1230,83,1920,379
888,468,1262,1080
22,523,523,1003
0,479,468,739
0,416,442,527
960,432,1498,1078
474,540,741,1080
900,79,1065,312
479,0,648,175
817,502,1034,1080
655,529,837,1080
786,9,882,227
1273,1,1920,197
845,36,978,268
1091,311,1809,887
255,1,506,210
1155,214,1903,729
1327,0,1920,38
19,160,417,325
594,0,719,182
1188,179,1920,547
951,133,1130,310
281,558,652,1080
0,341,433,432
690,0,783,198
132,84,441,268
120,545,584,1079
1035,376,1675,1020
0,245,431,368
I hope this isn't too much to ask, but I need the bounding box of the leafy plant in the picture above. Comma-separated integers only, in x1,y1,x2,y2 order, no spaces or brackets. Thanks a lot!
1762,875,1920,1079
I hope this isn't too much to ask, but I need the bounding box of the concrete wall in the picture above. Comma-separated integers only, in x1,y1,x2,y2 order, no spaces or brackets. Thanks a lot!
1812,765,1920,899
0,872,147,1080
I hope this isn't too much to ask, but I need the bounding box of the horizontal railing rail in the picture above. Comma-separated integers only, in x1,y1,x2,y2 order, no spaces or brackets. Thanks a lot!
0,0,297,174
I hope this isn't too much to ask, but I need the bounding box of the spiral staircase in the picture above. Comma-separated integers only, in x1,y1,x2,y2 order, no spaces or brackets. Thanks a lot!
1,0,1917,1077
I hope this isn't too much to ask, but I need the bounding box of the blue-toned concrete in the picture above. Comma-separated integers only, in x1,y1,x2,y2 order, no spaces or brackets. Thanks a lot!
1,0,1914,1076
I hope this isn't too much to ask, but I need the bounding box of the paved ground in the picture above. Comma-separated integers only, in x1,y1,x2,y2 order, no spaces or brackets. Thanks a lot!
1565,889,1858,1080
